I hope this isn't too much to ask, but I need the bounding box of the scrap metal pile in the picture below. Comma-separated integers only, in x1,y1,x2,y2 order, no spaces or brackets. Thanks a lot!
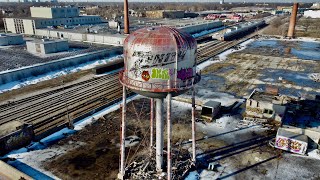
126,148,194,179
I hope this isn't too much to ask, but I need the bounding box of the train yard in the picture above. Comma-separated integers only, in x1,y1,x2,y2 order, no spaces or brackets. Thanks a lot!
0,26,263,155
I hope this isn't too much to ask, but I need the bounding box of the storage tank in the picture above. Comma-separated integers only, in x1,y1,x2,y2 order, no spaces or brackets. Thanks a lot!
118,26,201,177
119,26,201,98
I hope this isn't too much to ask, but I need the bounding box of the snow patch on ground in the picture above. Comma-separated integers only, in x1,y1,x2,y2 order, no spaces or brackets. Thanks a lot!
196,89,244,107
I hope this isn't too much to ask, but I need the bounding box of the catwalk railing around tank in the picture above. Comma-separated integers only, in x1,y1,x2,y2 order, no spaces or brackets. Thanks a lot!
119,70,201,92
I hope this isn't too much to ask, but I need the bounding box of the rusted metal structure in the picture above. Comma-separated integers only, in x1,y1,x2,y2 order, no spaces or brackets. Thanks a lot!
119,26,201,179
287,3,299,38
124,0,129,34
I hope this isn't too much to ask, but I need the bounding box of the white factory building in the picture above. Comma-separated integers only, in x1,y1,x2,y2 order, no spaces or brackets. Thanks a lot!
0,33,24,46
26,39,69,55
3,6,104,35
304,10,320,18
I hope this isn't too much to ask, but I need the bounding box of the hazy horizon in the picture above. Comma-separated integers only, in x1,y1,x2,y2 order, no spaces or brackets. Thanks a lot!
0,0,318,3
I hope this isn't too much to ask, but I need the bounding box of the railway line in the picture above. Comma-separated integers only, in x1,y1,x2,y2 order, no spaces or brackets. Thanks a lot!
196,32,258,64
0,73,128,139
0,28,260,153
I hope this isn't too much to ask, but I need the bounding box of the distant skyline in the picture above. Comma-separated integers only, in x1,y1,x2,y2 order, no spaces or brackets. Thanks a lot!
0,0,318,3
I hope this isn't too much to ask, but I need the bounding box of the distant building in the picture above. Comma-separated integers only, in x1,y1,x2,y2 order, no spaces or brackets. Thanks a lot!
30,6,79,18
220,0,224,5
304,10,320,18
245,88,287,122
145,10,185,19
0,33,24,46
312,3,320,9
3,6,104,35
271,10,283,15
26,39,69,55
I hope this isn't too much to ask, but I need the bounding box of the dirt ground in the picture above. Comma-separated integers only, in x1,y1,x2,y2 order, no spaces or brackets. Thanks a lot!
43,98,205,179
262,16,320,38
201,52,320,97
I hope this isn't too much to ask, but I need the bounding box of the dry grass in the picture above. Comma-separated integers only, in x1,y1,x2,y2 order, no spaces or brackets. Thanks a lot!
202,63,237,75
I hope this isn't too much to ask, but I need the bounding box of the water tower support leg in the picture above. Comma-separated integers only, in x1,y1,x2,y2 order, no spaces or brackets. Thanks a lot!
167,93,172,180
118,86,127,180
155,98,164,173
192,86,196,163
150,98,154,155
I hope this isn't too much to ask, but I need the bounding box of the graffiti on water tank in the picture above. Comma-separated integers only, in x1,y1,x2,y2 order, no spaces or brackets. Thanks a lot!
131,50,187,69
177,68,193,81
151,68,170,80
141,71,150,81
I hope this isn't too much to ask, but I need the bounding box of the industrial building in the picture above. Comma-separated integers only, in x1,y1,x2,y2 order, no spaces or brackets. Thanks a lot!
0,34,24,46
3,6,104,35
30,6,79,19
35,20,222,46
245,89,287,122
304,10,320,18
145,10,185,19
26,39,69,55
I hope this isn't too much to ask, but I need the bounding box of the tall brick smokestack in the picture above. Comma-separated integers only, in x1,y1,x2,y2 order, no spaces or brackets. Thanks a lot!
124,0,129,34
287,3,299,38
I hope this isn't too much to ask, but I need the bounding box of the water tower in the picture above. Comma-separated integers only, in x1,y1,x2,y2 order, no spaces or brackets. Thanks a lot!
119,26,201,179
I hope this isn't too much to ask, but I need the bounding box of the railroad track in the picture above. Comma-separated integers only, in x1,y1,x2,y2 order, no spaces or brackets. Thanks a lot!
0,30,259,141
0,72,129,138
196,32,258,64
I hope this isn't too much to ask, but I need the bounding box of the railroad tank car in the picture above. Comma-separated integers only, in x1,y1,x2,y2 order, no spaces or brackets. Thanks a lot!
214,20,266,41
93,58,124,75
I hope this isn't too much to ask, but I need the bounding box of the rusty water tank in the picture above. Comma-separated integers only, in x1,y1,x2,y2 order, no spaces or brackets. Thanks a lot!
119,26,200,98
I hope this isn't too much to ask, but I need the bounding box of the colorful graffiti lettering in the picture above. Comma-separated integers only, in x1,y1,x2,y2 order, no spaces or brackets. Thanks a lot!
131,50,187,69
141,71,150,81
177,68,193,81
276,137,302,152
151,68,170,80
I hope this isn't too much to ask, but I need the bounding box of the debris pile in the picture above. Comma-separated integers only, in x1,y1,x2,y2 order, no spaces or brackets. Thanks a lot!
126,148,194,179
